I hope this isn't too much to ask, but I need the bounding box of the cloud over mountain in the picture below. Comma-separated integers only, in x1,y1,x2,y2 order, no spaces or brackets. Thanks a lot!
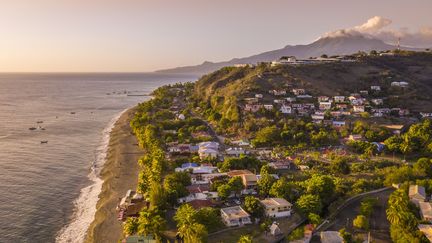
323,16,432,47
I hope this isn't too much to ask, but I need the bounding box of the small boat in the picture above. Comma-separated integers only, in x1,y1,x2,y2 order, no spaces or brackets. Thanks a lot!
29,127,37,131
70,112,76,114
40,141,48,144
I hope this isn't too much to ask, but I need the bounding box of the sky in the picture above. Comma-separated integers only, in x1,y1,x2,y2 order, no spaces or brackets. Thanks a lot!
0,0,431,72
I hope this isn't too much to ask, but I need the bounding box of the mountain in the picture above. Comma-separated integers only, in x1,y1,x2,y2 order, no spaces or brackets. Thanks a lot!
157,34,416,75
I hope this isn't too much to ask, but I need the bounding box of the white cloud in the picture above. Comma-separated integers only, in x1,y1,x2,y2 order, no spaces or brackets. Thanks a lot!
323,16,432,48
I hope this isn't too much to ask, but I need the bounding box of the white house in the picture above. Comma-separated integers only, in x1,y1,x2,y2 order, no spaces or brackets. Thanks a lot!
318,96,329,102
353,105,365,113
409,185,427,206
419,201,432,222
255,94,263,98
371,85,381,91
319,102,332,110
280,105,292,114
333,96,346,103
261,198,292,218
371,98,383,106
391,81,409,87
292,89,305,95
286,97,297,102
225,147,246,157
220,206,252,226
263,104,274,110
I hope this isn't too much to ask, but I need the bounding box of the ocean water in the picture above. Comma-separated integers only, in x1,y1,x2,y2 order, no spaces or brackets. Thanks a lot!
0,73,196,243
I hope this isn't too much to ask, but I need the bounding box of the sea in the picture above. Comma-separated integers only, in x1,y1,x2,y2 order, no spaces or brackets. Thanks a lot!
0,73,196,243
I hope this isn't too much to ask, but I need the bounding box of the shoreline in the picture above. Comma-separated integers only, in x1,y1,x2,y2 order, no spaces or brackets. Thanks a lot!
84,106,142,243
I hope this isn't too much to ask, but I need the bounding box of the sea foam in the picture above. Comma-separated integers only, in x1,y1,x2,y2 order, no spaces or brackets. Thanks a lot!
55,108,129,243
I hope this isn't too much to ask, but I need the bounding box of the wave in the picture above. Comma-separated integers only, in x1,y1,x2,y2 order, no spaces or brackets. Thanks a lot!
55,107,130,243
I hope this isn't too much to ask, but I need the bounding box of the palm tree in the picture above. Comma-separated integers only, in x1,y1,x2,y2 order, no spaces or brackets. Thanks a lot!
178,222,207,243
137,208,166,241
123,217,139,236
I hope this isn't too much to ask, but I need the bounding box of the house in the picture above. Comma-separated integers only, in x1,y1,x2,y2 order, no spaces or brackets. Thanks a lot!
198,142,219,159
240,174,258,194
318,96,329,102
263,104,274,110
319,102,332,110
333,96,345,103
117,190,146,220
292,88,305,95
168,144,193,154
311,114,324,121
350,98,365,106
271,90,287,96
409,185,427,206
296,94,313,99
320,231,343,243
399,109,410,116
123,235,157,243
418,225,432,242
332,121,346,128
261,198,293,218
371,98,383,106
245,104,263,113
353,105,365,113
198,148,218,159
268,160,291,170
420,112,432,118
232,139,250,147
391,81,409,87
280,105,292,114
273,99,285,104
188,199,215,210
225,147,246,157
255,94,263,98
177,114,186,120
348,134,363,141
419,202,432,222
286,97,297,102
178,184,218,203
371,85,381,91
336,104,348,110
360,90,369,96
220,206,252,226
175,164,217,174
269,222,282,236
176,162,199,171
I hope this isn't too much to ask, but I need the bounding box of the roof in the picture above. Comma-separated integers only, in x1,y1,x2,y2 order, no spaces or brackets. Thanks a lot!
409,185,426,199
320,231,343,243
123,235,156,243
227,170,254,177
188,199,214,210
419,224,432,242
419,201,432,219
181,162,198,168
241,174,258,183
187,184,210,194
261,198,292,208
220,206,250,219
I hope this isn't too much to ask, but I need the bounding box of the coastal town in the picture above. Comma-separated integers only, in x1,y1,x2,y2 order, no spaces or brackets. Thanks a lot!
117,51,432,243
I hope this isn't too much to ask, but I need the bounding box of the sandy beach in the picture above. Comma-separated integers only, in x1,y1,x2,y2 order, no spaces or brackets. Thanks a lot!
85,106,142,243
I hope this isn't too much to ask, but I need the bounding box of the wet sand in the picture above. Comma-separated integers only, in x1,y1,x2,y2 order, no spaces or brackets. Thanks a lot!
85,106,142,243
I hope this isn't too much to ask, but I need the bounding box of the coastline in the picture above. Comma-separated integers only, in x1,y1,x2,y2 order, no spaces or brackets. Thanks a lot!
84,106,142,243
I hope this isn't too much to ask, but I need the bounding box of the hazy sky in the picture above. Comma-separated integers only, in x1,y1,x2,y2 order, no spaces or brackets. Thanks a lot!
1,0,431,72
